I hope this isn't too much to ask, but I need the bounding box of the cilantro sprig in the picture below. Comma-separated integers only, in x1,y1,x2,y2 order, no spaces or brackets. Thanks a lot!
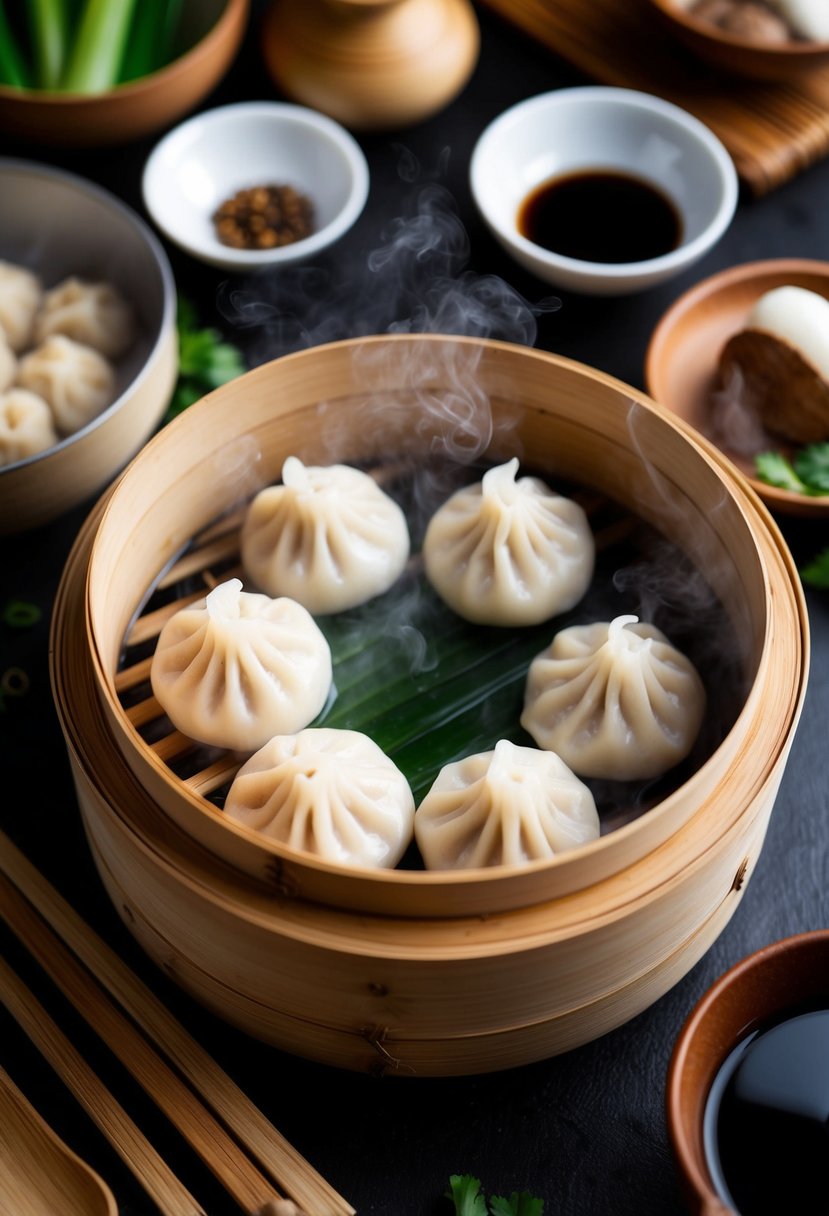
754,443,829,496
164,296,246,424
447,1174,544,1216
800,548,829,589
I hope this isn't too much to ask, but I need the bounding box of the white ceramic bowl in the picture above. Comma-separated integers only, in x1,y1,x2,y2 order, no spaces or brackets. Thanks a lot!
142,101,370,272
0,159,177,535
470,87,738,296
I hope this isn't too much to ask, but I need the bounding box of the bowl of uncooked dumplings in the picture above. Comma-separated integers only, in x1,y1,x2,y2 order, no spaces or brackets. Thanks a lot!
0,159,177,535
49,332,809,1076
646,0,829,80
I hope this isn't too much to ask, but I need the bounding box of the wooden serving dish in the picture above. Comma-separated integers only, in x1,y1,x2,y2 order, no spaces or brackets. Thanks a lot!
51,336,807,1075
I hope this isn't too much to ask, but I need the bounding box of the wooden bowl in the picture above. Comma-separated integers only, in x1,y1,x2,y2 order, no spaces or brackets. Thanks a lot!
48,337,808,1075
0,160,177,535
646,0,829,82
0,0,249,149
645,258,829,517
667,930,829,1215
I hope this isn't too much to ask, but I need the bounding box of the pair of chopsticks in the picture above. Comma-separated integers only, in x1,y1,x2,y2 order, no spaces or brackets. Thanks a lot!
0,829,355,1216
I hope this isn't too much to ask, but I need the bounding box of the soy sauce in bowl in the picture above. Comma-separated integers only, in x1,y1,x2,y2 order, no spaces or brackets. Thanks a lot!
703,1005,829,1215
517,170,683,265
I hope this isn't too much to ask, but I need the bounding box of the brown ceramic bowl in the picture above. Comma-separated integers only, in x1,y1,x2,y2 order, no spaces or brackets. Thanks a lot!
667,929,829,1215
646,0,829,82
645,258,829,517
0,0,249,149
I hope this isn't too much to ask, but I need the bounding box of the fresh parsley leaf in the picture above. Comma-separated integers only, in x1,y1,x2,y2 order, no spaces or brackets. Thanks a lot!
754,451,809,494
489,1192,544,1216
447,1175,489,1216
446,1176,545,1216
793,442,829,494
164,294,247,425
800,547,829,589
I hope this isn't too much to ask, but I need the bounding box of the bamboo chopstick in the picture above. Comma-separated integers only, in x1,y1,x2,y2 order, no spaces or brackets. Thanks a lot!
0,870,288,1215
0,831,354,1216
0,956,207,1216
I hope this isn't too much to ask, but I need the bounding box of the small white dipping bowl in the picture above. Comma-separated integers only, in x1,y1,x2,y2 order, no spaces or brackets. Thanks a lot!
142,101,370,272
470,87,738,296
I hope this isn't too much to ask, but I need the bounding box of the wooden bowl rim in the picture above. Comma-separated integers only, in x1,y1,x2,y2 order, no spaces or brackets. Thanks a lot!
0,0,249,107
666,928,829,1208
81,335,808,905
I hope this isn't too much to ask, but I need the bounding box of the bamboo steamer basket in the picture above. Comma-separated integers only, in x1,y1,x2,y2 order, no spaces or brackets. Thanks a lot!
50,336,808,1076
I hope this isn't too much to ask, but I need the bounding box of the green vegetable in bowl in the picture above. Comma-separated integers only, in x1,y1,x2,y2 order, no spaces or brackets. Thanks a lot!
0,0,184,92
755,442,829,497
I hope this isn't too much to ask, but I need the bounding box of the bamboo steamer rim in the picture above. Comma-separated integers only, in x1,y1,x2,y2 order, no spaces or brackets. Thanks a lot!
79,335,808,913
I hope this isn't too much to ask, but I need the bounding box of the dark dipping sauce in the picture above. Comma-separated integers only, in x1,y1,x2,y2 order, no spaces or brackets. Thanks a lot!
703,1006,829,1216
518,170,682,264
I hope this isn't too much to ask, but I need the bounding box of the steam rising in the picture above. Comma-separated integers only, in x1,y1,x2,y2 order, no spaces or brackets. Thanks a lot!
217,176,559,396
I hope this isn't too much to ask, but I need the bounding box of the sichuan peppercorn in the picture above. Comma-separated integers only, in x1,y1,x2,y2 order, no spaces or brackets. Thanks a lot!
213,184,315,250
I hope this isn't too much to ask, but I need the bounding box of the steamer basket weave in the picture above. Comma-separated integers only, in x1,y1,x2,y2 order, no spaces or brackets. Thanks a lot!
50,336,808,1076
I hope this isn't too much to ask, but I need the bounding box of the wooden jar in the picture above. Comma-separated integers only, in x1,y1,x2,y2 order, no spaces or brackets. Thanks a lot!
261,0,480,130
51,337,808,1076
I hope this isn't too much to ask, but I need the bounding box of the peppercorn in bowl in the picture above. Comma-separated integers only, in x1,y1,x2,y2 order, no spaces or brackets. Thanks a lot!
142,101,370,271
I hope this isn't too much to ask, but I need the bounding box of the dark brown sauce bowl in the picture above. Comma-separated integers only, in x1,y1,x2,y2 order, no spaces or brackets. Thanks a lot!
667,929,829,1216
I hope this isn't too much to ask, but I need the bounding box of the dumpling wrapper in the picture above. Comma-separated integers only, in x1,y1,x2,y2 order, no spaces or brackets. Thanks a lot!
0,330,16,393
521,614,706,781
0,261,42,353
422,457,594,627
150,578,332,753
34,276,136,359
225,728,415,869
16,335,114,435
241,456,411,614
0,388,58,467
414,739,599,870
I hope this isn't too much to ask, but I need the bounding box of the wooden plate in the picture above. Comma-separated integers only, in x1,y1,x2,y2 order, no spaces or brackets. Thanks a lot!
645,258,829,517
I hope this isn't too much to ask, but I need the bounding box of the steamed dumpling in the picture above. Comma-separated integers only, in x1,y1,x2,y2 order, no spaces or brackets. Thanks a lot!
521,614,706,781
150,578,332,753
16,335,114,435
414,739,600,870
0,330,16,392
225,728,415,869
34,276,135,359
422,458,594,626
0,261,42,352
0,389,58,466
241,456,411,614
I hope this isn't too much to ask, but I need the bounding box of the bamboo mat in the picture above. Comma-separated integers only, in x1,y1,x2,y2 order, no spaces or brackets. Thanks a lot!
480,0,829,195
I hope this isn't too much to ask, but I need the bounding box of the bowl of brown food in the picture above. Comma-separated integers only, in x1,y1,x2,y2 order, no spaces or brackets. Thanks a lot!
0,0,249,148
646,0,829,81
141,101,370,271
646,258,829,517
